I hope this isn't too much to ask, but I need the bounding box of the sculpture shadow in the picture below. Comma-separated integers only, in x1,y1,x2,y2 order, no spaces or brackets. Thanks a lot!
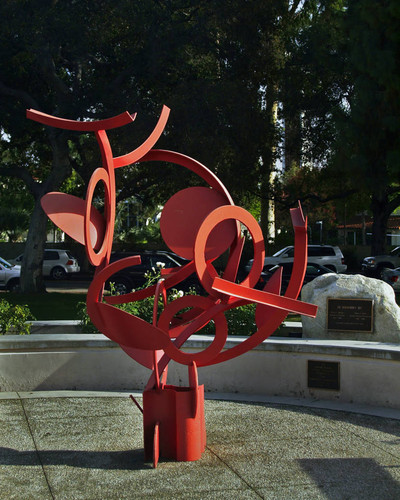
0,447,153,470
298,458,400,498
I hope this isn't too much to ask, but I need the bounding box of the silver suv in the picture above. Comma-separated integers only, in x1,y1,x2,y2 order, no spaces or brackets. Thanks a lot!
246,245,347,273
361,247,400,277
13,249,80,280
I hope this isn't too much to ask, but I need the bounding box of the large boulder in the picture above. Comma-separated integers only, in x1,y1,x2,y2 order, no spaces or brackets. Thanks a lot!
301,273,400,342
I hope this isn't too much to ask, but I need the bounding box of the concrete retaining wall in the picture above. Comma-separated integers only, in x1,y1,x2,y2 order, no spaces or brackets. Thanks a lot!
1,334,399,409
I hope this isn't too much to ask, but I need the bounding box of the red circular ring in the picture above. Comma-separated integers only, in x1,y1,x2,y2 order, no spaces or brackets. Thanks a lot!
158,295,228,365
84,168,112,266
194,205,265,295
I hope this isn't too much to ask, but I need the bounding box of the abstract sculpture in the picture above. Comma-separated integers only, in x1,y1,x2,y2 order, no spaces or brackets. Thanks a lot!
27,106,317,467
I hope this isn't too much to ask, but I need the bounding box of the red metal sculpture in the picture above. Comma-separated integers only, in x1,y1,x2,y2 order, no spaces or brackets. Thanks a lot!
27,106,317,467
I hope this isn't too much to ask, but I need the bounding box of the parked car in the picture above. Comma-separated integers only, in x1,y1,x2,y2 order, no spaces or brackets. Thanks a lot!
381,267,400,292
0,257,20,291
361,247,400,277
245,245,347,274
12,249,80,280
235,267,270,290
264,262,335,293
106,250,200,295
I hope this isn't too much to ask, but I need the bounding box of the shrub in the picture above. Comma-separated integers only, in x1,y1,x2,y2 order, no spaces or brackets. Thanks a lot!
76,300,98,333
77,267,182,333
0,299,35,335
77,265,260,336
77,288,257,336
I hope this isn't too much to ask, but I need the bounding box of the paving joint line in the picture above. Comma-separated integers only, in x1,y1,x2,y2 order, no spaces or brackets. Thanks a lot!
17,392,55,500
206,445,264,498
349,429,400,462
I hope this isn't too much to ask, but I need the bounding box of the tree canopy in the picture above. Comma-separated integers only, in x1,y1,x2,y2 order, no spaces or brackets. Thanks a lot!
0,0,399,290
332,0,400,253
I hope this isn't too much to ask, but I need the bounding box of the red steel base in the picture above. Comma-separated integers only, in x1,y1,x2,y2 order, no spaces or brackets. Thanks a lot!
143,384,206,465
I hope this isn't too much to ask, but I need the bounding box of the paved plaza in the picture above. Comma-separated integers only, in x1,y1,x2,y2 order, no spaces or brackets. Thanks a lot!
1,392,400,499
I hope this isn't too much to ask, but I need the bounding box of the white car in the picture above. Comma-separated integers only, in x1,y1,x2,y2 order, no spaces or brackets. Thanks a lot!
0,257,20,291
12,249,80,280
246,245,347,274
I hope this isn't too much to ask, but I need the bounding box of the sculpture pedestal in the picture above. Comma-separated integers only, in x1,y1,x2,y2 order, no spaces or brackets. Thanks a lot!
143,384,206,466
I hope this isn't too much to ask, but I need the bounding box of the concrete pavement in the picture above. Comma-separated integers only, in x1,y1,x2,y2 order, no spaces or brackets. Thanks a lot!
1,392,400,499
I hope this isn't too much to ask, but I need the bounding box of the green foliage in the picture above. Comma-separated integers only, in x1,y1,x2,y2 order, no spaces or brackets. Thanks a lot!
3,0,400,264
4,293,87,320
77,266,258,336
331,0,400,253
0,172,33,242
0,299,35,335
76,301,98,334
77,267,184,333
201,303,257,337
114,221,163,247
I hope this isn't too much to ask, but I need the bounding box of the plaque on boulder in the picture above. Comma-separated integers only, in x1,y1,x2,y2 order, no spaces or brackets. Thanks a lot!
327,298,373,333
301,274,400,342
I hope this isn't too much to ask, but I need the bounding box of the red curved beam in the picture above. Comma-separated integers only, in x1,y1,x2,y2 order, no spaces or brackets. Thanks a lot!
211,277,317,317
138,149,235,205
113,106,171,168
26,109,136,131
200,203,310,366
104,260,197,305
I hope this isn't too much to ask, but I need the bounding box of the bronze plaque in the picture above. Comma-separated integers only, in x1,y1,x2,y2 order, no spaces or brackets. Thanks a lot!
327,298,373,333
308,360,340,390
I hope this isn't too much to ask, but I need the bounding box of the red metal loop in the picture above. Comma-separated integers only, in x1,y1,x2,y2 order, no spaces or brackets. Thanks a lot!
158,295,228,365
84,168,112,266
113,106,170,168
201,205,313,367
138,149,235,204
194,205,265,295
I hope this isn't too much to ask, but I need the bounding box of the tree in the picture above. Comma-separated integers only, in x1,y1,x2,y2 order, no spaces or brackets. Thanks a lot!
0,0,168,290
0,141,33,241
5,0,388,293
333,0,400,254
284,0,400,253
0,0,320,292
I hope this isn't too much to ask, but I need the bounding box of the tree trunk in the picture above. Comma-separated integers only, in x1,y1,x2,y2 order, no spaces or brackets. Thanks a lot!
284,110,302,171
260,172,276,244
259,95,278,243
370,195,390,255
20,199,48,292
20,133,72,292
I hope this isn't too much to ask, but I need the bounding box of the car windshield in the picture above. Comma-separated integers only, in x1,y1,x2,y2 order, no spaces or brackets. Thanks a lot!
306,264,320,276
390,247,400,256
272,247,291,257
0,257,13,269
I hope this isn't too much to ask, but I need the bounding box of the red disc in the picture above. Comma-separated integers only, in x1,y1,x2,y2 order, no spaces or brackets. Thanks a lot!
160,187,236,260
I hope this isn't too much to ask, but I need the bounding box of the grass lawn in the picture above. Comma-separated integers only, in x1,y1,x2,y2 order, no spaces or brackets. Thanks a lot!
1,292,87,320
